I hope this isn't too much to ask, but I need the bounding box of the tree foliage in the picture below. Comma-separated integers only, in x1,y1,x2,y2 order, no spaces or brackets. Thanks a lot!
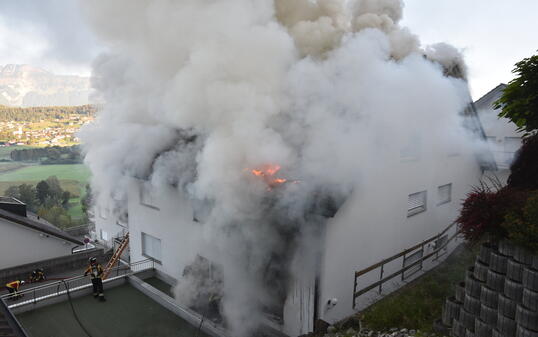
0,105,96,122
502,192,538,253
507,133,538,190
456,185,529,243
495,52,538,134
10,145,82,164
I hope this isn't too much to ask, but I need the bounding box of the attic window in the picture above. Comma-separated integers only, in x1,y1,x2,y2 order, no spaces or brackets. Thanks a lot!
437,184,452,205
407,191,427,217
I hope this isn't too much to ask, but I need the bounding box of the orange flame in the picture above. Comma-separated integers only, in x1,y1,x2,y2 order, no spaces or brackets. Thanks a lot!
250,164,288,189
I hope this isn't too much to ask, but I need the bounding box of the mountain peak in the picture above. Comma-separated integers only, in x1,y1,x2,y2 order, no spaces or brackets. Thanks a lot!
0,64,91,107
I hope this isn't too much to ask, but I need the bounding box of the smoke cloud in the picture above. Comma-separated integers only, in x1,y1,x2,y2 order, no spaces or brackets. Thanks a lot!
80,1,477,335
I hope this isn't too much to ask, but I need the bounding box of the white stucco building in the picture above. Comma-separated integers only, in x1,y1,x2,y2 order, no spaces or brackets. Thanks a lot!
0,198,82,269
93,103,493,336
475,84,524,183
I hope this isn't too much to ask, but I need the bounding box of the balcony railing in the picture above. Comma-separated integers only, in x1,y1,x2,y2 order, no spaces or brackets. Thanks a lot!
1,259,155,309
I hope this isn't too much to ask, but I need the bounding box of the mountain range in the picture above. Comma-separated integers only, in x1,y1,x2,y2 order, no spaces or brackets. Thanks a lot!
0,64,92,107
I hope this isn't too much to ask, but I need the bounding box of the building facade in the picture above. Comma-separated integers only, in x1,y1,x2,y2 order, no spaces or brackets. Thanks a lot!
475,84,523,183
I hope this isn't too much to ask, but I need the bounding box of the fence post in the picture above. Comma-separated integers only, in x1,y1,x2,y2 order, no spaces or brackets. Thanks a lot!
378,265,384,294
353,273,357,309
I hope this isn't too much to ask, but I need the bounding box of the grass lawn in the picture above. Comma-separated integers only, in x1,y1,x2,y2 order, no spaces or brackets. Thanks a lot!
0,163,91,220
0,164,90,182
0,162,26,173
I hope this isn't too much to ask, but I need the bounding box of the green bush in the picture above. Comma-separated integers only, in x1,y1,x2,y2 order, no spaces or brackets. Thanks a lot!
502,191,538,253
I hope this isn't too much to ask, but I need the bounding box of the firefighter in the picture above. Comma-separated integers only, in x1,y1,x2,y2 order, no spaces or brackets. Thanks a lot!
30,268,46,283
84,257,106,301
5,280,25,301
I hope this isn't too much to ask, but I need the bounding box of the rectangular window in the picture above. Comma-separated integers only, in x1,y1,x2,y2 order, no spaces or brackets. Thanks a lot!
437,184,452,205
142,232,162,263
100,229,109,241
407,191,427,217
140,182,159,210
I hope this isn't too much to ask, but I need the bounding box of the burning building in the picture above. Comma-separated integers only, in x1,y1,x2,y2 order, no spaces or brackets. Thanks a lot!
82,0,492,336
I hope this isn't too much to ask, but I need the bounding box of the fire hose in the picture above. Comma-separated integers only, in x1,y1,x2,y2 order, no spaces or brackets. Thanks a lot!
61,280,94,337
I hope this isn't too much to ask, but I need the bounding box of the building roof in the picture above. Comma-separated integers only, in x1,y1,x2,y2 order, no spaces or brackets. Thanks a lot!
474,83,507,110
0,207,83,245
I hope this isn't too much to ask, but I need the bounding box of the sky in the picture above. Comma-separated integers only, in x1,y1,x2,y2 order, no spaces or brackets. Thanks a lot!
0,0,536,100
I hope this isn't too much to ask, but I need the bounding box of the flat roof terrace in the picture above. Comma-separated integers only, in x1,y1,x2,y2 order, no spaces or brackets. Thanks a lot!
17,283,211,337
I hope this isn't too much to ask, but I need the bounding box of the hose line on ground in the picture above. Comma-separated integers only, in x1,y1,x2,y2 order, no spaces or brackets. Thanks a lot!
61,280,94,337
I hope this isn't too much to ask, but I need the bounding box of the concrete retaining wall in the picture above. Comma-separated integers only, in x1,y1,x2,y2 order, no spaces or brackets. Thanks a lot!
0,248,106,286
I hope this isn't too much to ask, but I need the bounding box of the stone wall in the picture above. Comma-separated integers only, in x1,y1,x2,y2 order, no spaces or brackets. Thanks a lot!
441,241,538,337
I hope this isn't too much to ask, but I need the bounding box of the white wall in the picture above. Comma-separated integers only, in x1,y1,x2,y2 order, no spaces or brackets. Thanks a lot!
476,85,523,175
0,219,77,269
126,179,205,279
93,202,128,249
317,147,483,324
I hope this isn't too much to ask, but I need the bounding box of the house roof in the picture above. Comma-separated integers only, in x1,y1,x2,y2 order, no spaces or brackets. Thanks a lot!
474,83,507,110
0,207,84,245
462,101,498,171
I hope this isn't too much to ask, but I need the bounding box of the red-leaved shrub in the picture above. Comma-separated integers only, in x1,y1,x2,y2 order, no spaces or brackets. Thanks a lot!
457,185,529,243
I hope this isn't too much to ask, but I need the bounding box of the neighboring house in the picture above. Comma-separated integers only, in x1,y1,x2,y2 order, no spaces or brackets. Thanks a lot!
475,84,524,183
0,197,83,269
93,103,493,336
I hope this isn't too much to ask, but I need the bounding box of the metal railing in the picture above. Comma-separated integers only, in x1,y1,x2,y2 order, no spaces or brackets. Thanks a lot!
0,297,28,336
352,222,460,309
1,259,155,309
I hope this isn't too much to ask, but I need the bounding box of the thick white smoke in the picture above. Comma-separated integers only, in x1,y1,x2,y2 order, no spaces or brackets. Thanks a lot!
80,1,475,335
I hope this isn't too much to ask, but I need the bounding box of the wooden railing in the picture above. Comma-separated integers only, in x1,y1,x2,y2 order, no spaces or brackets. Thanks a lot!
352,222,460,309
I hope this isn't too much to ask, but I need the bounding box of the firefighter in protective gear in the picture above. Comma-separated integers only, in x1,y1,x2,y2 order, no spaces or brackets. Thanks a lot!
5,280,25,301
30,268,46,283
84,257,106,301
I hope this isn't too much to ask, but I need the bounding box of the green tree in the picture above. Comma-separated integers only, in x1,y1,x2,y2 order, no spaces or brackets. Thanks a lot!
495,52,538,134
502,192,538,253
36,180,50,204
61,191,71,207
5,185,20,199
45,176,63,204
18,184,37,211
37,206,73,229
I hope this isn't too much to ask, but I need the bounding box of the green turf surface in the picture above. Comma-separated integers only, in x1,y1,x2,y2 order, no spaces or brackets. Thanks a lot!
0,164,90,182
17,284,210,337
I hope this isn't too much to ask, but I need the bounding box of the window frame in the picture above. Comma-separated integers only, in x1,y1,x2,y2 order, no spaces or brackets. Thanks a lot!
141,232,162,264
407,190,427,217
437,183,452,206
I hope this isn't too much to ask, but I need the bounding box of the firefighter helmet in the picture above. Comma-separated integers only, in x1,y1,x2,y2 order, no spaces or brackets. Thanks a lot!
20,280,25,285
89,257,97,264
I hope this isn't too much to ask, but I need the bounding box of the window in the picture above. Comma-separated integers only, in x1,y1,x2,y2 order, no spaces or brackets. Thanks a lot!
407,191,427,217
437,184,452,205
100,229,109,241
140,182,159,210
142,232,162,263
